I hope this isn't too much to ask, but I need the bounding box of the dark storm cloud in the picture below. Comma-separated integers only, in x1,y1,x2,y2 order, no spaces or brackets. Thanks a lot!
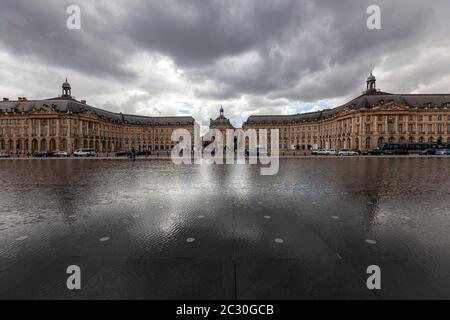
0,0,136,80
1,0,450,120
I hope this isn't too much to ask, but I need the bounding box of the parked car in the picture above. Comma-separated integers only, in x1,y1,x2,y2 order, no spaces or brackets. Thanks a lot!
365,148,383,156
0,152,10,158
325,149,337,156
420,149,436,155
312,149,326,155
435,149,450,155
338,149,359,156
53,151,69,158
73,149,96,157
136,149,152,156
33,151,53,158
383,149,409,155
116,150,132,157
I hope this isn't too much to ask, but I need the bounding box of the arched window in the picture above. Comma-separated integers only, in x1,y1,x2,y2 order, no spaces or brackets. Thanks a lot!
365,137,371,149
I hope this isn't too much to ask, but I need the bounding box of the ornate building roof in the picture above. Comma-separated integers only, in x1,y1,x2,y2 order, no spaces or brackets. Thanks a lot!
0,80,195,126
210,106,234,128
244,74,450,125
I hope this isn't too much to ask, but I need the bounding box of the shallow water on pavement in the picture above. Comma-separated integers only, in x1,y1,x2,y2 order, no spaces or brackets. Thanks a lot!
0,158,450,299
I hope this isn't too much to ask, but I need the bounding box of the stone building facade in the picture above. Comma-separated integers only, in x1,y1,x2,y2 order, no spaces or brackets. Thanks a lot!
0,80,195,155
243,74,450,151
2,75,450,155
209,106,235,136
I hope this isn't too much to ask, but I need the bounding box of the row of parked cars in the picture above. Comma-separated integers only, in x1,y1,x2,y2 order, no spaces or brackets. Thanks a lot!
312,148,450,156
312,149,360,156
420,149,450,156
115,149,153,157
32,149,97,158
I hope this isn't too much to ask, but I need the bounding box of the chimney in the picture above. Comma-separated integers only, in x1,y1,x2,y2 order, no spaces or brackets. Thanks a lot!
81,100,87,104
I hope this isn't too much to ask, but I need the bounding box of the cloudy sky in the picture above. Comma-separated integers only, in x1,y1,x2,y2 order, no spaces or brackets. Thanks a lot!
1,0,450,130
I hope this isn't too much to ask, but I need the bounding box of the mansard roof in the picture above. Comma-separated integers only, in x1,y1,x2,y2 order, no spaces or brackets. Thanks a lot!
244,91,450,126
0,97,195,126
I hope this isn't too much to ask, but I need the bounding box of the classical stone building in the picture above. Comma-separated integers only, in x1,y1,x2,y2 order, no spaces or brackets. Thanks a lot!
0,80,195,155
243,73,450,151
209,106,235,135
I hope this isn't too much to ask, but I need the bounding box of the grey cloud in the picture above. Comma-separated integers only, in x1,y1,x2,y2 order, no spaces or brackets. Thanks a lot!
0,0,450,126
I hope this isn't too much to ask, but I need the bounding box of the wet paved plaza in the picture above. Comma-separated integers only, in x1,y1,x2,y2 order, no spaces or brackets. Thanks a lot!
1,158,450,299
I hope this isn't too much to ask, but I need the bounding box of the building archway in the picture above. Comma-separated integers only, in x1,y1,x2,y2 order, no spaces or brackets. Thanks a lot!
17,139,23,153
365,137,371,150
32,139,38,153
0,139,5,151
378,137,384,145
61,139,67,151
40,139,47,151
49,139,56,152
399,137,406,143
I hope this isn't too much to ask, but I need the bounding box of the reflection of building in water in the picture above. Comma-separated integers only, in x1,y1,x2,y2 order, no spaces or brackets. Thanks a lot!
243,73,450,151
0,80,195,154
